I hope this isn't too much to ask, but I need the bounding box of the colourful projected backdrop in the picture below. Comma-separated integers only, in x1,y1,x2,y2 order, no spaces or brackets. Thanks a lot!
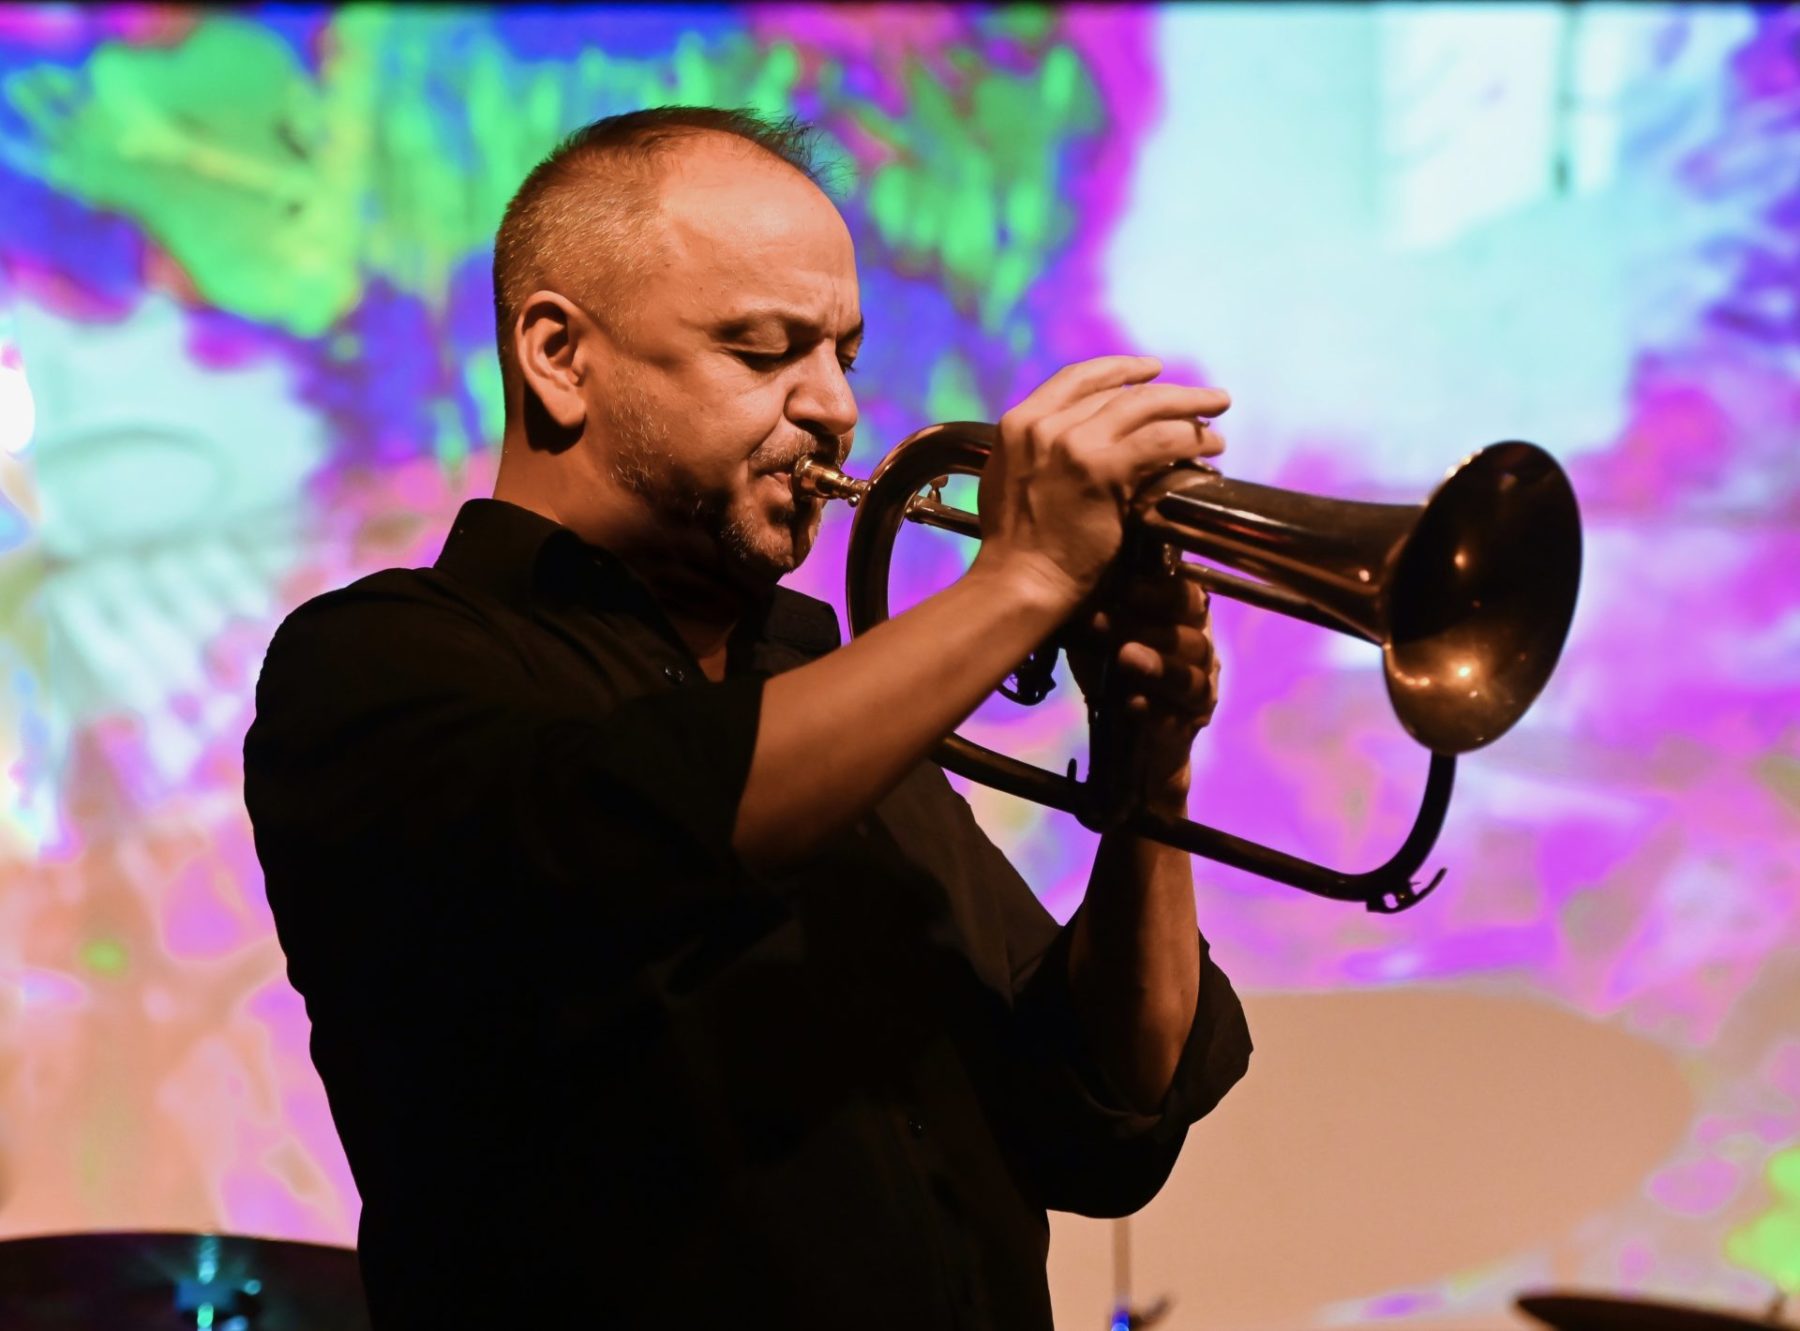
0,1,1795,1322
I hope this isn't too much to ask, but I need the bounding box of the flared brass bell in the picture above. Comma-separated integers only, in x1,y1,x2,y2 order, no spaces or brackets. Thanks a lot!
1137,440,1582,754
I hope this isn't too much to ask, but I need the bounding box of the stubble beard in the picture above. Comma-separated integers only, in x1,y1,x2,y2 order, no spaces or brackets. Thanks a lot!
604,380,817,584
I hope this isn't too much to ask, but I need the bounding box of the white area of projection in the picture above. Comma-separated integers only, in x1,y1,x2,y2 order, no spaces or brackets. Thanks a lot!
7,295,328,845
15,295,325,558
0,353,32,456
1104,3,1759,488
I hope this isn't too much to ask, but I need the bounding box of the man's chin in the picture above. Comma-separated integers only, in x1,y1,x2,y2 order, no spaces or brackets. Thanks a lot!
722,502,820,580
750,533,813,580
719,519,813,586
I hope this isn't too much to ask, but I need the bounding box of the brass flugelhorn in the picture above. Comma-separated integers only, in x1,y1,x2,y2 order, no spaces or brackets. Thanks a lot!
796,422,1582,913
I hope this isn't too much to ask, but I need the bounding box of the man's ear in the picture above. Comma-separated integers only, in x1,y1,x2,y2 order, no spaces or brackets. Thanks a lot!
516,290,591,432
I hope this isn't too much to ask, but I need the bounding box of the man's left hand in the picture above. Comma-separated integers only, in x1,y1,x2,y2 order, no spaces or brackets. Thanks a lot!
1066,569,1220,811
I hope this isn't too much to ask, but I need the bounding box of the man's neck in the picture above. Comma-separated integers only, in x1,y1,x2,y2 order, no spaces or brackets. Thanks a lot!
619,554,752,682
494,447,754,681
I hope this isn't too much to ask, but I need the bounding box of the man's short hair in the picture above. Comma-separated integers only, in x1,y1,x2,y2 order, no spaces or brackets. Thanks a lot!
491,106,826,399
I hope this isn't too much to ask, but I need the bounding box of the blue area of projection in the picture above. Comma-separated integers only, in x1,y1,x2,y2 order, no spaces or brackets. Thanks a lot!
0,491,28,553
296,280,443,470
492,6,743,62
841,265,978,462
447,250,497,356
0,164,145,310
243,5,330,72
0,20,114,83
1706,12,1800,348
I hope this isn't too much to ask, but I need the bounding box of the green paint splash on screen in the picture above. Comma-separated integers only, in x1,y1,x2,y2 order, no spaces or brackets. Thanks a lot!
464,350,506,445
858,41,1099,330
1727,1147,1800,1291
79,936,128,977
6,20,360,335
431,396,469,476
5,11,804,344
926,352,985,423
3,9,1108,467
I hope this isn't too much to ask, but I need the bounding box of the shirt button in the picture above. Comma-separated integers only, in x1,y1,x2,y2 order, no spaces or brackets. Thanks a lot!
662,665,687,685
906,1112,927,1139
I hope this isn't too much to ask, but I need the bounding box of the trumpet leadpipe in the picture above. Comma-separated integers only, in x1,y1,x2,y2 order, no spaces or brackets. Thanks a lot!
794,457,980,539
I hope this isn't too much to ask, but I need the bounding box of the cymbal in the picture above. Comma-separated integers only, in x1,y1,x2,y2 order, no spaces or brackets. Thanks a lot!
0,1230,369,1330
1518,1291,1781,1331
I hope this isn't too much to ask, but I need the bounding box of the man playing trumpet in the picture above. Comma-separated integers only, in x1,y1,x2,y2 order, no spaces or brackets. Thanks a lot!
245,106,1250,1330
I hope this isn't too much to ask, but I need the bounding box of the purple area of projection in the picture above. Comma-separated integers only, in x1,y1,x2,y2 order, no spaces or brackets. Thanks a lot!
1364,1289,1447,1320
236,6,331,72
0,7,196,64
447,249,497,356
183,303,304,375
1707,9,1800,377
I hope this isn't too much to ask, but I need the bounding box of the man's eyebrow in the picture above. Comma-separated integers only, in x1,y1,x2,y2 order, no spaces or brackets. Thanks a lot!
714,310,864,343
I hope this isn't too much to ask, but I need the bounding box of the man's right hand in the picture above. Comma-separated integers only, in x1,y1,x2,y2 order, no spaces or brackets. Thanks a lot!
736,354,1229,871
972,355,1229,609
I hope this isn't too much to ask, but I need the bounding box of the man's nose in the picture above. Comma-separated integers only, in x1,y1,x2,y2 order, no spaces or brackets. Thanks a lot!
789,347,859,443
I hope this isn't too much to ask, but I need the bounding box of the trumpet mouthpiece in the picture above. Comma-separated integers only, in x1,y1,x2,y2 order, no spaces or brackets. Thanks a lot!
793,457,869,506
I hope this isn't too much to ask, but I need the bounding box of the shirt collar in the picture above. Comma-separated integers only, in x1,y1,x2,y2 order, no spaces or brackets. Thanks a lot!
434,498,842,659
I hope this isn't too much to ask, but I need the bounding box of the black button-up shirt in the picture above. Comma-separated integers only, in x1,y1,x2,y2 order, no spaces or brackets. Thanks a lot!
244,498,1251,1330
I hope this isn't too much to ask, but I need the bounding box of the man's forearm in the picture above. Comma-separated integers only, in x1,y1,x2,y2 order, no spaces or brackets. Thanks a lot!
733,555,1076,870
1067,785,1202,1112
734,544,1205,1106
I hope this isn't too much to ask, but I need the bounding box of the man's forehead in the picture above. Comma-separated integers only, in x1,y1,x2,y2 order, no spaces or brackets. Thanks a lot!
655,143,852,265
647,151,858,330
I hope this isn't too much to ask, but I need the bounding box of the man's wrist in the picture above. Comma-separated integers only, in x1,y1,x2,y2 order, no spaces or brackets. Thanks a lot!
1144,764,1192,820
1144,774,1188,817
962,551,1087,625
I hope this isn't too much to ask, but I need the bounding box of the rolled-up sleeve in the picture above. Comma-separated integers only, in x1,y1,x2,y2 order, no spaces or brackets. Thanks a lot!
1005,908,1252,1215
882,770,1252,1217
902,774,1253,1218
